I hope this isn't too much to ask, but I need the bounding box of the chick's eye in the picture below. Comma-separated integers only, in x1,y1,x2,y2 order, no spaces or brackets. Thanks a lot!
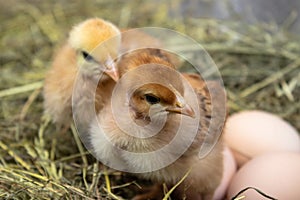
145,94,160,105
81,51,94,62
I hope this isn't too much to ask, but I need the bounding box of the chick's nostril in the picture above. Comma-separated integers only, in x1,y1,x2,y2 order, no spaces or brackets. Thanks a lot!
175,101,185,108
104,64,111,70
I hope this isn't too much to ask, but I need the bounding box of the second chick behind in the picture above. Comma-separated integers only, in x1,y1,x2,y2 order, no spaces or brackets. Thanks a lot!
43,18,120,128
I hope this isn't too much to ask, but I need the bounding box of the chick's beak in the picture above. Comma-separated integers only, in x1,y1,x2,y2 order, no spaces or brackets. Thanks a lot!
166,103,195,118
166,84,195,118
104,64,119,82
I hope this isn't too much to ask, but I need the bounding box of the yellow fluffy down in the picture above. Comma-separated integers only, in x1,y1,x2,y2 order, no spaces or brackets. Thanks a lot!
68,18,121,62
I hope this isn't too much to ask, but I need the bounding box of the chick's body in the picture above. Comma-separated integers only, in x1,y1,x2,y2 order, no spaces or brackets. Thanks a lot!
89,48,225,199
135,73,224,200
43,18,120,126
43,43,77,125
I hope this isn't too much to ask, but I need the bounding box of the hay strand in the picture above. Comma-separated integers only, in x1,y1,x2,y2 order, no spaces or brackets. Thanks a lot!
0,81,43,98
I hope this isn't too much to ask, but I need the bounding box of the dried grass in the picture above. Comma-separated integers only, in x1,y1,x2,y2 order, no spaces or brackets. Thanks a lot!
0,0,299,199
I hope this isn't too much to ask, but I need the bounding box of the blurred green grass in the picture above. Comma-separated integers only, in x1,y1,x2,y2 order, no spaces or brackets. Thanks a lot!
0,0,299,199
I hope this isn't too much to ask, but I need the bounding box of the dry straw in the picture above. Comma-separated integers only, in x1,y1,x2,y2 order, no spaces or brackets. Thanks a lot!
0,0,299,199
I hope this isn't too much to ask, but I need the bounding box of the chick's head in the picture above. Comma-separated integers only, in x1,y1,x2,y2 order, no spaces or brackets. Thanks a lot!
117,48,175,77
115,49,194,123
68,18,121,81
129,82,195,121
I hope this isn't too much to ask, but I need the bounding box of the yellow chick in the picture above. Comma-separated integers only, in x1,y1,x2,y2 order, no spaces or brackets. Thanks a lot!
43,18,120,127
88,48,225,199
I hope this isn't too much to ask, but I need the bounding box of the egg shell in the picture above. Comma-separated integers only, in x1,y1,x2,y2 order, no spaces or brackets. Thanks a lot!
230,148,249,166
227,152,300,200
224,110,300,167
213,146,237,200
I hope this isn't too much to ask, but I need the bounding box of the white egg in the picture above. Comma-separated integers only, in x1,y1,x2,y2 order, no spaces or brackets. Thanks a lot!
224,110,300,167
213,146,237,200
227,152,300,200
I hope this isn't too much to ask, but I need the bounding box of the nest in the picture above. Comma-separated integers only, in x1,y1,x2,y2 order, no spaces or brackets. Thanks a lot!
0,0,299,199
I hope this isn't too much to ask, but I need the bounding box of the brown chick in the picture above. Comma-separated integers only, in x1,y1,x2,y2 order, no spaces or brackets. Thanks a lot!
43,18,120,127
88,47,226,199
